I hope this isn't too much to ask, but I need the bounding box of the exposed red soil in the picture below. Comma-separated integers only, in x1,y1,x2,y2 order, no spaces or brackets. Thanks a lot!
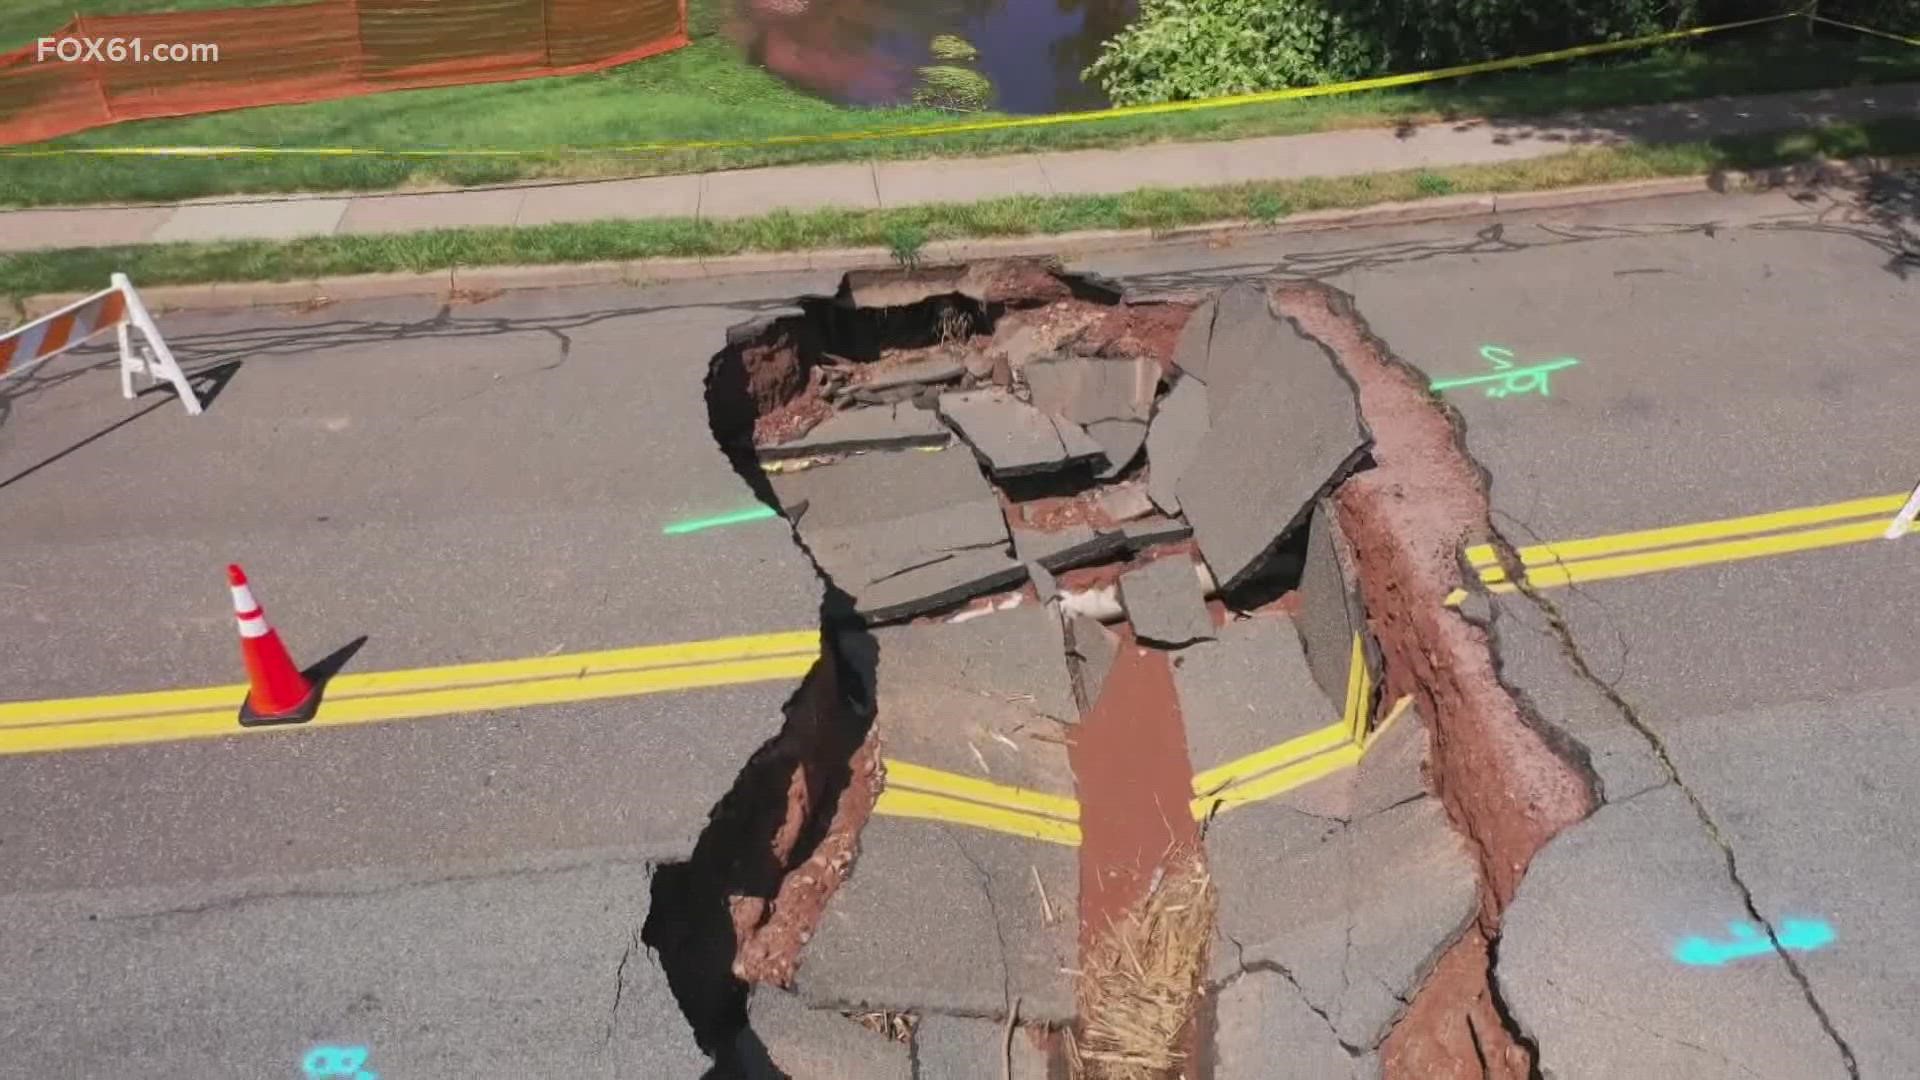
1067,633,1201,956
734,727,883,985
1380,927,1532,1080
709,314,823,448
1055,539,1200,594
1006,490,1123,533
1275,282,1596,1076
755,363,837,446
1072,301,1194,376
643,654,879,1050
969,258,1081,304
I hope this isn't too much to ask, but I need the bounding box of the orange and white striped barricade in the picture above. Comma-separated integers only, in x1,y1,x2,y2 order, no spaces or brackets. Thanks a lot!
1889,481,1920,540
0,273,202,415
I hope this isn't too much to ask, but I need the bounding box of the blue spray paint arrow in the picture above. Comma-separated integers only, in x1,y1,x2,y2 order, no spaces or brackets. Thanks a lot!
1673,918,1835,967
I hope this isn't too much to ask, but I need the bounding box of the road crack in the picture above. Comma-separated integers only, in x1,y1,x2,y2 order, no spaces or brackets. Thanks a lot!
942,826,1014,1016
1486,527,1859,1079
1546,977,1766,1079
605,926,639,1047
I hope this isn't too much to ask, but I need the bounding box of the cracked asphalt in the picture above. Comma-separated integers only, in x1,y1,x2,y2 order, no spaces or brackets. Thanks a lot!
1326,186,1919,1076
0,180,1915,1075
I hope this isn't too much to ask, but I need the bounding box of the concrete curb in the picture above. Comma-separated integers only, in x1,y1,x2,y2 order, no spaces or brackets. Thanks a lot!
6,168,1867,318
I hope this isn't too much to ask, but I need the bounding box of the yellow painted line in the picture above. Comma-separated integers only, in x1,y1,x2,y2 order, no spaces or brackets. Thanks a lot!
1464,492,1907,573
1490,517,1899,594
873,788,1081,846
0,651,818,757
1189,633,1373,807
1191,721,1350,797
1364,695,1416,752
882,759,1081,823
0,628,822,729
1193,742,1365,818
1345,634,1373,743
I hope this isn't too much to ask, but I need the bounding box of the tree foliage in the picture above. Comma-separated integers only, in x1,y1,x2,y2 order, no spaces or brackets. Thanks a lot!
1086,0,1378,106
1087,0,1920,106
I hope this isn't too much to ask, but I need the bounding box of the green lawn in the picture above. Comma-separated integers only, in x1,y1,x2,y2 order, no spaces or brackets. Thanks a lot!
0,2,1916,207
5,118,1914,301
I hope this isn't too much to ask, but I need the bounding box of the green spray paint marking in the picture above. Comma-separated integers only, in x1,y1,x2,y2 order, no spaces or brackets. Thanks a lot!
1430,345,1580,398
662,504,780,535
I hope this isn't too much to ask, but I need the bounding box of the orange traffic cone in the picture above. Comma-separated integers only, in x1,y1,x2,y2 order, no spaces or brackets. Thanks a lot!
229,563,321,727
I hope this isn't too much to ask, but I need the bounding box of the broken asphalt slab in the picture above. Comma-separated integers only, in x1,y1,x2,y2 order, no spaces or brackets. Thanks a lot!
794,816,1078,1024
913,1013,1049,1080
763,402,950,458
1655,687,1920,1077
1497,785,1848,1079
860,356,966,392
1065,613,1120,718
771,447,1023,622
1122,514,1193,551
1094,480,1156,524
859,605,1078,787
1296,496,1380,723
835,260,1084,311
1170,296,1215,384
1214,969,1380,1080
938,389,1107,478
1178,614,1334,783
1119,553,1215,649
1144,374,1208,515
1174,287,1370,592
1485,589,1670,803
1209,787,1478,1051
770,442,989,530
734,988,912,1079
799,606,1079,1024
1009,520,1128,575
1023,352,1157,479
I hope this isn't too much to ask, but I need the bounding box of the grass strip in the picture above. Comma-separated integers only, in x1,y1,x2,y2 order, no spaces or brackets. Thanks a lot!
4,119,1914,302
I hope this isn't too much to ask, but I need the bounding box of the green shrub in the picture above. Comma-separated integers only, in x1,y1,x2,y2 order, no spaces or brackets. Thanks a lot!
1085,0,1379,106
930,34,980,62
1086,0,1832,107
1415,171,1456,195
884,221,929,268
912,65,994,112
1247,190,1290,222
1345,0,1668,70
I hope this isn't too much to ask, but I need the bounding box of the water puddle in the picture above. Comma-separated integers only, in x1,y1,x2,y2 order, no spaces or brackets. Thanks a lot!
730,0,1136,114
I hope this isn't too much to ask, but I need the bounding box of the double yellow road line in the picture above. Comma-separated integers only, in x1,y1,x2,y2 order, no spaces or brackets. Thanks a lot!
1466,490,1915,593
876,634,1389,844
6,489,1907,844
1189,634,1381,818
0,629,822,757
875,760,1083,846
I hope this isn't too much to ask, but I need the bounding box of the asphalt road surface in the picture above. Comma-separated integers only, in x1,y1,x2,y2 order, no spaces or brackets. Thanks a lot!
2,179,1916,1076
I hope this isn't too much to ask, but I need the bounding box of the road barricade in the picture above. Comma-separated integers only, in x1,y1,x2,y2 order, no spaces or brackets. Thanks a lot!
0,273,202,415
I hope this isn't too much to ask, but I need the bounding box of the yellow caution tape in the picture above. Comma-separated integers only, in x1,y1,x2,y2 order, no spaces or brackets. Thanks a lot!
1808,12,1920,47
0,12,1810,160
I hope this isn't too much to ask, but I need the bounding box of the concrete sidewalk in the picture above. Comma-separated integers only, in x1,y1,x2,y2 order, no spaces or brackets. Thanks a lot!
2,82,1916,254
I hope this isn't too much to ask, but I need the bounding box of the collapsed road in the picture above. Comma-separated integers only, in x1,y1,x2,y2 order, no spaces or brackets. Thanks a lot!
660,260,1541,1078
2,175,1916,1078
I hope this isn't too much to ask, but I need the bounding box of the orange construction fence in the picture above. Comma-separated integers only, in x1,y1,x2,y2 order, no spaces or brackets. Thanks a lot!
0,0,688,146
